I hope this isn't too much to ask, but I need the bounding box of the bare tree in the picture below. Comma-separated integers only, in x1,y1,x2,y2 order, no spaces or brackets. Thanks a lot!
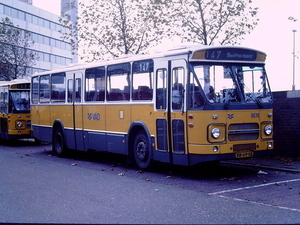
60,0,170,62
60,0,259,62
0,17,37,81
168,0,259,45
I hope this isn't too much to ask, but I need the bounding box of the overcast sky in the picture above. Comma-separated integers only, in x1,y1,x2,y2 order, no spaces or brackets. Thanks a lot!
32,0,300,91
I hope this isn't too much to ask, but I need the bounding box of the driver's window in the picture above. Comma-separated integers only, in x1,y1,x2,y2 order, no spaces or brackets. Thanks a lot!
193,65,236,104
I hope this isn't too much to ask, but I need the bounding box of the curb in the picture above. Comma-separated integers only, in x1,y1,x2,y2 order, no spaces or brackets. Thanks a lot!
221,161,300,174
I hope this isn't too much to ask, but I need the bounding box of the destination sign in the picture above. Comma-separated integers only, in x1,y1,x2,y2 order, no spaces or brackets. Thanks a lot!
133,59,154,73
11,83,30,89
205,48,257,61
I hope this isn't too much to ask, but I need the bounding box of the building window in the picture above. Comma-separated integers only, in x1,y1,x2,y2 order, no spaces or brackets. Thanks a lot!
50,55,55,63
26,14,32,23
0,5,4,14
44,53,50,62
11,8,18,17
32,15,38,25
44,20,50,29
38,17,44,26
18,11,25,20
4,6,11,16
43,36,50,45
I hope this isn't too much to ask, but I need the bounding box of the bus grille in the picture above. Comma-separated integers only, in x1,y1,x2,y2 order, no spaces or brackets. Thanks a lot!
228,123,259,141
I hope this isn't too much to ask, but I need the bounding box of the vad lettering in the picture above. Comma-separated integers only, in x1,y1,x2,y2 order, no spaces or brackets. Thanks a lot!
87,113,100,121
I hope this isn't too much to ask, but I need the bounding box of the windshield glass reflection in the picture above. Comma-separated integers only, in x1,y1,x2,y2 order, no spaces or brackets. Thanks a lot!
9,91,30,113
190,64,272,108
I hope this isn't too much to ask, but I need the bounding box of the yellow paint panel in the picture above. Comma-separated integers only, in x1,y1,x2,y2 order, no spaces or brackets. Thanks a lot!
7,113,31,135
75,105,83,129
189,144,223,154
83,105,106,131
187,109,273,144
106,105,131,133
131,104,155,134
38,105,51,126
31,105,38,125
51,105,73,128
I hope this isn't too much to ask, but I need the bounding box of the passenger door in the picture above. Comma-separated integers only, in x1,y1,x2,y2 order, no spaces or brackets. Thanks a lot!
155,59,188,166
170,59,188,165
67,72,84,151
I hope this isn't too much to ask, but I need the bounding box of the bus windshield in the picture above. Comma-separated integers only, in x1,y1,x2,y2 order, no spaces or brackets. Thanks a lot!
191,64,272,108
9,90,30,113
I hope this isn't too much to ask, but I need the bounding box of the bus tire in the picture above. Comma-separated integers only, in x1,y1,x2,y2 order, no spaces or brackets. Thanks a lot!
133,131,153,170
52,127,68,157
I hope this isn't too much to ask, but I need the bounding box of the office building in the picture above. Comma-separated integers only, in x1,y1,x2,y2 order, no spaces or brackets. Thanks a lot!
0,0,75,77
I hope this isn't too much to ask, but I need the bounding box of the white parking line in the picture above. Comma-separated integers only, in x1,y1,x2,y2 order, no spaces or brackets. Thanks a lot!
210,178,300,195
210,178,300,213
215,194,300,212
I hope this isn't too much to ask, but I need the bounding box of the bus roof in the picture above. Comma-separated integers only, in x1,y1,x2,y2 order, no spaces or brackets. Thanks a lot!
0,79,30,87
31,44,267,77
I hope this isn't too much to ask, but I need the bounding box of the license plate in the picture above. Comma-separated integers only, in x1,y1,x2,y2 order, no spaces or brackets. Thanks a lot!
235,151,254,159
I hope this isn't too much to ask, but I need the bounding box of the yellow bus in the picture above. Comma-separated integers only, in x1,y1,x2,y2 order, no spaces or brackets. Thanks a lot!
31,44,273,169
0,79,31,140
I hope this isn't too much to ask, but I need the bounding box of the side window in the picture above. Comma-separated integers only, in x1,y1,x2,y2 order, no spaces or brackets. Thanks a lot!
85,67,105,102
172,67,185,110
39,75,50,103
75,78,81,103
0,88,8,113
132,60,153,101
51,72,66,102
0,91,3,113
67,79,73,103
31,76,39,104
156,68,167,110
107,63,130,101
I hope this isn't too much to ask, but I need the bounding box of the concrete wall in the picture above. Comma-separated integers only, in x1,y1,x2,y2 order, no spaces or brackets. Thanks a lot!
273,91,300,157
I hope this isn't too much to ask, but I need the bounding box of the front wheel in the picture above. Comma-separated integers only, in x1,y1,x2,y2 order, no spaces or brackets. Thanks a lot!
52,127,68,157
133,132,153,170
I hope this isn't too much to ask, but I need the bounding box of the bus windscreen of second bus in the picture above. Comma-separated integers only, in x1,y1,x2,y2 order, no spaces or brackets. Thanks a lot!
9,90,30,112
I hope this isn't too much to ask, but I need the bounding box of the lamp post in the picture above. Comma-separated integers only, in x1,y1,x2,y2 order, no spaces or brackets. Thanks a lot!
292,29,297,91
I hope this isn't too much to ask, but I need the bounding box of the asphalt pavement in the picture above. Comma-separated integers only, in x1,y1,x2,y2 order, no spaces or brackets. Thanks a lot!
1,143,298,224
0,141,300,224
223,155,300,173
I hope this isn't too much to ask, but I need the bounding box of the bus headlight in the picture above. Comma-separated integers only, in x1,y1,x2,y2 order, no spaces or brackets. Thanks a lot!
208,124,225,142
264,125,272,135
15,120,25,129
211,128,220,139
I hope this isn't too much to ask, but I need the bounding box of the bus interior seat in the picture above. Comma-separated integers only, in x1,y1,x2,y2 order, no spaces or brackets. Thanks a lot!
137,86,152,100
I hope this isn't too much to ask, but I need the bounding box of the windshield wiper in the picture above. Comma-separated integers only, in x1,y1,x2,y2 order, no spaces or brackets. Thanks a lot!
250,93,263,108
224,90,233,109
244,85,264,108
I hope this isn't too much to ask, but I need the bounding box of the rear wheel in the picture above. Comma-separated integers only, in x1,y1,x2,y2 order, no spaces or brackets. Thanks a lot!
52,127,68,157
133,131,153,170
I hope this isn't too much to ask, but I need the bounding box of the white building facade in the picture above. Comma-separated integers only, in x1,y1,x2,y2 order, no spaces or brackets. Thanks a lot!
0,0,74,76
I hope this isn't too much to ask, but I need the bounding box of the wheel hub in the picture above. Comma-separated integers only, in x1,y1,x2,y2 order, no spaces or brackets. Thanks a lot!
136,141,147,161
